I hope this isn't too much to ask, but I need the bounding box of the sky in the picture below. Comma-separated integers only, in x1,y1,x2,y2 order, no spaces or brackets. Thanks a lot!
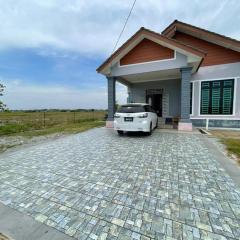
0,0,240,110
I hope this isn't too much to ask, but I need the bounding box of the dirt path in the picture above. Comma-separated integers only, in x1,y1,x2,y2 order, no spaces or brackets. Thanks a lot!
0,133,68,153
0,233,10,240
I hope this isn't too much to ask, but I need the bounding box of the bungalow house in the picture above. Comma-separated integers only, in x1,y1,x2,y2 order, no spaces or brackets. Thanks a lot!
97,20,240,130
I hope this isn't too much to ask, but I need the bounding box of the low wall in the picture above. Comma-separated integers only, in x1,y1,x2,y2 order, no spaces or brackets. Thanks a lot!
192,119,240,128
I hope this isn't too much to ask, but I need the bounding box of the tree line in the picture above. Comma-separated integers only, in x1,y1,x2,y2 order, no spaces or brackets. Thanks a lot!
0,84,106,112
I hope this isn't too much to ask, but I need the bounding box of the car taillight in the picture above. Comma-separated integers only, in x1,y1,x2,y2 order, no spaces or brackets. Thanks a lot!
138,113,148,118
114,114,121,118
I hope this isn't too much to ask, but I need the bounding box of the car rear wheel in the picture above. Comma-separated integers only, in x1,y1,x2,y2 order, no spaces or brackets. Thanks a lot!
148,123,152,135
117,130,124,135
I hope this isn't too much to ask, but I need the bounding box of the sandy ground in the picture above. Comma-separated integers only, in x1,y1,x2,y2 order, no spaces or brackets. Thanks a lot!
0,133,67,153
209,130,240,139
0,233,10,240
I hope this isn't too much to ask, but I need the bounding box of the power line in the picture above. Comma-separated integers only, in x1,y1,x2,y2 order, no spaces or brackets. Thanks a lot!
112,0,137,53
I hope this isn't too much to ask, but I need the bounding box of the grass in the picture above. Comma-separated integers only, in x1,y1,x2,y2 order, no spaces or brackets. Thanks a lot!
0,111,105,125
0,110,106,136
18,120,105,137
210,130,240,164
0,120,105,137
0,124,30,135
221,139,240,161
0,120,105,153
0,111,106,152
209,130,240,139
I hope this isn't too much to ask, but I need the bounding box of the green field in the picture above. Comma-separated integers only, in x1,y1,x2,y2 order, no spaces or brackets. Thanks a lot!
0,111,106,136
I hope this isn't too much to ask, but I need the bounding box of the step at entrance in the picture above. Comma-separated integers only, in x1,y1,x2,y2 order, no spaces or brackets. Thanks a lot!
157,117,176,129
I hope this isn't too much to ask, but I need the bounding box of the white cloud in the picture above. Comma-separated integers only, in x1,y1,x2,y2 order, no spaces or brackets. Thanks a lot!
0,0,239,110
1,78,127,110
0,0,132,56
0,0,239,56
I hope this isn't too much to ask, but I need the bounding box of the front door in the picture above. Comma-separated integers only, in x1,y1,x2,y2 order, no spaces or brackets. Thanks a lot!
146,93,162,117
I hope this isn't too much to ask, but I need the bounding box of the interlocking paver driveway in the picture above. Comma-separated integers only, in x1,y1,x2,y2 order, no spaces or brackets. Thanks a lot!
0,128,240,240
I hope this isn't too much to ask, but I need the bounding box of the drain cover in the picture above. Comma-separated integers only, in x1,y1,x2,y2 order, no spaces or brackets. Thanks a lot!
0,233,10,240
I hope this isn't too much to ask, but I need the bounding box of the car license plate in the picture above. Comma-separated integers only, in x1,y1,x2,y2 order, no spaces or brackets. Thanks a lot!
124,117,133,122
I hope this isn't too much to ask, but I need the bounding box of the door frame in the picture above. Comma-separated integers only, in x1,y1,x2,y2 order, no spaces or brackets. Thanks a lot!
146,89,163,117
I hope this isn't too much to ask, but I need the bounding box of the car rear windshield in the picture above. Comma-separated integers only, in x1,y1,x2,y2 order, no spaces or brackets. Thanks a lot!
117,105,146,113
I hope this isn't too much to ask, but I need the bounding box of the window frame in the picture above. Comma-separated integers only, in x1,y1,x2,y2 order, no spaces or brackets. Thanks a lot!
190,82,193,115
199,78,236,116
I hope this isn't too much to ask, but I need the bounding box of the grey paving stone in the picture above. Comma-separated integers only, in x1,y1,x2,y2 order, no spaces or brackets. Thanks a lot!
0,202,72,240
0,128,240,239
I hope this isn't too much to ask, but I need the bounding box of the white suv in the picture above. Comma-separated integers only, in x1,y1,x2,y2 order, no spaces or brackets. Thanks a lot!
114,103,158,135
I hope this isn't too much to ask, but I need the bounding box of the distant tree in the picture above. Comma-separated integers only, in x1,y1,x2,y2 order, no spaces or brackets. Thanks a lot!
0,83,6,111
115,100,120,111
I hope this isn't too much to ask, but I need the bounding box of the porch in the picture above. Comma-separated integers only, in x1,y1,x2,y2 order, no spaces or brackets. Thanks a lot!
129,78,181,129
106,66,193,131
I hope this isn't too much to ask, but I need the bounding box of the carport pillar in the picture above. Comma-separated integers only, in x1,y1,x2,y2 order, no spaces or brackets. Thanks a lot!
178,67,193,131
106,76,116,128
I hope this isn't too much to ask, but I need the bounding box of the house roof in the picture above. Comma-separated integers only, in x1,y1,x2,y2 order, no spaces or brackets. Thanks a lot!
96,27,206,74
162,20,240,52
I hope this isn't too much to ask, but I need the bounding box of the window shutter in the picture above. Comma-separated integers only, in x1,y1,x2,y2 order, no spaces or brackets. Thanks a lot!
201,82,210,114
212,81,221,114
200,79,234,115
222,80,234,114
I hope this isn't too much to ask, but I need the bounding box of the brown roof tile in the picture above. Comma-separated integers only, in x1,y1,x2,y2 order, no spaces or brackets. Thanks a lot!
162,20,240,48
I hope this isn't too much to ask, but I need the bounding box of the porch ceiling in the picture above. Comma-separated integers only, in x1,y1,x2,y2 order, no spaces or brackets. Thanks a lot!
119,68,181,84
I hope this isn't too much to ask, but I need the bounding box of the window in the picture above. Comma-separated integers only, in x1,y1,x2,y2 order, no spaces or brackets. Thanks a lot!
118,105,145,113
200,79,234,115
144,105,151,112
190,83,193,114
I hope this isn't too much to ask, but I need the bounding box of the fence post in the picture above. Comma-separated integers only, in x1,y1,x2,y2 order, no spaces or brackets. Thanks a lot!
73,111,76,123
43,112,46,127
92,109,94,120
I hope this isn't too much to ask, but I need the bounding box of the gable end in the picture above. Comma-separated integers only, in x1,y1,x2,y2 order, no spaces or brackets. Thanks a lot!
173,32,240,67
120,38,175,66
